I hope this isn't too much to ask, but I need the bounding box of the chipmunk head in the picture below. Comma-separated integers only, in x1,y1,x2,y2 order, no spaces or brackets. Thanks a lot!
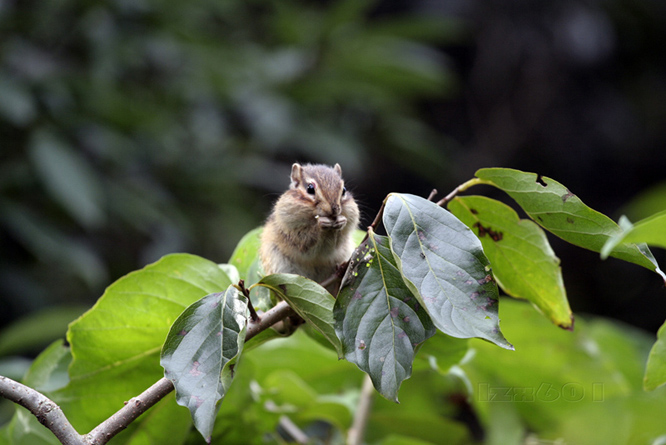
289,163,356,230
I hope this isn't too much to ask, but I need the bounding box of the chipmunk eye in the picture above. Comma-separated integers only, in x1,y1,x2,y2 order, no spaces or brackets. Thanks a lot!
342,187,347,196
306,183,316,195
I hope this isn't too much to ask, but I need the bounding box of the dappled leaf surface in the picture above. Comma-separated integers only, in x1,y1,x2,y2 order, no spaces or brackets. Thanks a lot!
383,193,512,349
448,196,572,329
161,286,249,441
54,254,233,432
475,168,665,283
335,233,436,401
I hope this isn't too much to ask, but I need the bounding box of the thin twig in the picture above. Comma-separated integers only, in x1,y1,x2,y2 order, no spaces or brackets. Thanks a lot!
435,178,486,207
237,280,260,322
278,415,309,444
427,188,438,201
347,374,375,445
367,198,386,234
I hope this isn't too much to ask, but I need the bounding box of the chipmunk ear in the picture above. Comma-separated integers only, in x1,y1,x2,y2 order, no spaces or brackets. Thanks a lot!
290,163,303,188
334,163,342,176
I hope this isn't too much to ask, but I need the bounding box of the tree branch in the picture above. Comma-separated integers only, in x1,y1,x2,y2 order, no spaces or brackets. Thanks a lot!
0,376,84,445
85,377,175,444
0,299,298,445
347,374,375,445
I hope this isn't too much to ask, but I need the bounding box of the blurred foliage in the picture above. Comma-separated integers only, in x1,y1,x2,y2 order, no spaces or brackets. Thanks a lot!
0,0,458,326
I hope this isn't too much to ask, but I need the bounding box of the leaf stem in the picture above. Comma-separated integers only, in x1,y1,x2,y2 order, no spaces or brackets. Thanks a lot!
367,196,387,234
436,178,489,207
237,279,260,322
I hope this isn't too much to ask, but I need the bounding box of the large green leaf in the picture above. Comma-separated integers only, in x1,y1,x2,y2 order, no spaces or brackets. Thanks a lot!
256,274,343,358
161,286,249,442
644,320,666,391
448,196,572,329
601,211,666,259
53,254,233,433
382,193,513,349
335,232,436,402
475,168,665,283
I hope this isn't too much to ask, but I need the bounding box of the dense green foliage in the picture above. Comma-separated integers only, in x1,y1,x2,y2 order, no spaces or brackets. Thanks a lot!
2,168,665,444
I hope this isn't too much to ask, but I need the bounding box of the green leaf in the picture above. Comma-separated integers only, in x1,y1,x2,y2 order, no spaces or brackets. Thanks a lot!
53,254,232,433
601,211,666,260
228,227,263,281
257,274,343,358
644,320,666,391
475,168,666,283
415,331,468,374
621,181,666,221
465,299,665,443
161,286,249,442
382,193,513,349
448,196,573,330
335,232,436,402
23,340,71,393
228,227,272,312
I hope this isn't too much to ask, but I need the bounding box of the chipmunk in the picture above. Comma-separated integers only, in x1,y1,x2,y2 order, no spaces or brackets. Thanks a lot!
260,163,360,286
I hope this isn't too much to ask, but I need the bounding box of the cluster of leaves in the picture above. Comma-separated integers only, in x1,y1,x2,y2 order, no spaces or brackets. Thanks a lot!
1,167,665,444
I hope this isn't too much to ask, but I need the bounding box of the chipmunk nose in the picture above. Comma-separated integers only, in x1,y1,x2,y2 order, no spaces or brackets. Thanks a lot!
330,204,340,216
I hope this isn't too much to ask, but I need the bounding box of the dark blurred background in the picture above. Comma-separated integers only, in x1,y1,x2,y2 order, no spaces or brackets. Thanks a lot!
1,0,665,350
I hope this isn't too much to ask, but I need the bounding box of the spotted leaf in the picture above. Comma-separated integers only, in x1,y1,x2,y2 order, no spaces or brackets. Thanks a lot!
383,193,513,349
335,231,436,402
160,286,249,443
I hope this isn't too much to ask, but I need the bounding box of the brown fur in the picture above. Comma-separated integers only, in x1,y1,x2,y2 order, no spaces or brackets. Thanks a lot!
260,163,360,284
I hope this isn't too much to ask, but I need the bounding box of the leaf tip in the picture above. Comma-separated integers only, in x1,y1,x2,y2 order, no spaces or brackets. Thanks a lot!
559,315,575,332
